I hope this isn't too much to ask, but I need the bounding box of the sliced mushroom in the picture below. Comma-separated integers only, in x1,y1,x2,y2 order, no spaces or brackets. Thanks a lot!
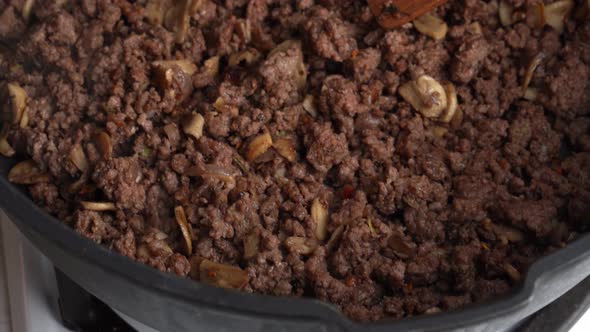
22,0,35,21
491,224,525,243
69,143,88,173
80,201,117,211
8,160,49,184
302,94,317,117
199,259,249,289
439,83,458,123
203,56,220,77
311,198,328,241
228,48,261,67
284,236,318,255
399,75,448,118
152,60,196,100
499,0,515,26
544,0,574,33
243,229,260,260
6,83,27,125
245,132,273,162
185,164,236,189
235,19,251,44
503,262,521,282
413,13,448,40
163,0,191,43
273,137,297,162
145,0,167,25
523,87,537,101
431,125,448,138
96,131,113,160
0,136,15,157
522,52,545,95
174,206,194,255
325,225,345,252
182,113,205,140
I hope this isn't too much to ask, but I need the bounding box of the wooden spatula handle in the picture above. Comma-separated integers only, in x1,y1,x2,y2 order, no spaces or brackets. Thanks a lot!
368,0,448,29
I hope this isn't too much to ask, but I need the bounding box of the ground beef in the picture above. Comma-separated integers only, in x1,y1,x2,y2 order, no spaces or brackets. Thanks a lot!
1,0,590,323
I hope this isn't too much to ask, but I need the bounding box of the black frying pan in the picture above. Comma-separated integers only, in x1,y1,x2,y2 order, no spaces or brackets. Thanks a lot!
2,156,590,332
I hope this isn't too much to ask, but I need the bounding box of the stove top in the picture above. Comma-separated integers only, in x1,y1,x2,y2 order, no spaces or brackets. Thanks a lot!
1,209,590,332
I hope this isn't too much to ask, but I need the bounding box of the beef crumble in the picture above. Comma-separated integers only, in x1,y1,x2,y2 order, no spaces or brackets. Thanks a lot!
1,0,590,322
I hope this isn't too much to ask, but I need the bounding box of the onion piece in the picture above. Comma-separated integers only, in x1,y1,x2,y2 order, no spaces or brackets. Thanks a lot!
499,0,515,26
439,83,458,123
0,135,15,157
185,164,236,189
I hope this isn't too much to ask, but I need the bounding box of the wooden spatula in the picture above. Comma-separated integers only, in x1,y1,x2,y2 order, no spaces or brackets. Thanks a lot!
368,0,448,29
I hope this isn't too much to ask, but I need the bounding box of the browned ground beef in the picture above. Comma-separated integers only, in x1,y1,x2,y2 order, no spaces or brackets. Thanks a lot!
1,0,590,322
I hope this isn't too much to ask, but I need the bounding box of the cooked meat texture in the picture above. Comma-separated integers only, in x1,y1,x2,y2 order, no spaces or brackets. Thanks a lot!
1,0,589,322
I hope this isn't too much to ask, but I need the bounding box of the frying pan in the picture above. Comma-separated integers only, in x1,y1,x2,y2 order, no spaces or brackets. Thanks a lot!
2,157,590,332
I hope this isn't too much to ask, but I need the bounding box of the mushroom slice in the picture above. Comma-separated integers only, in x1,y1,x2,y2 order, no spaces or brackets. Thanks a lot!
163,0,191,43
69,143,88,173
152,60,196,99
203,56,220,77
302,95,317,117
228,48,261,67
6,83,27,125
503,263,521,282
523,87,538,101
522,52,545,95
439,82,458,123
8,160,49,184
199,260,249,289
245,132,273,162
145,0,167,25
80,201,117,211
284,236,318,255
22,0,35,21
243,229,260,260
325,225,345,252
185,164,236,189
182,113,205,140
499,0,515,26
311,198,328,241
544,0,574,33
273,137,297,162
413,13,448,40
174,206,194,255
96,131,113,160
0,136,15,157
399,75,448,118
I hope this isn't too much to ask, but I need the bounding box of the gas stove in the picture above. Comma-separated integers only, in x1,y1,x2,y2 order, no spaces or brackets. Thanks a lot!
1,209,590,332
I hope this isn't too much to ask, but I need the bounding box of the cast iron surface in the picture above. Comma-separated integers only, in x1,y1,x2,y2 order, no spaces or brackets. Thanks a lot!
2,156,590,332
